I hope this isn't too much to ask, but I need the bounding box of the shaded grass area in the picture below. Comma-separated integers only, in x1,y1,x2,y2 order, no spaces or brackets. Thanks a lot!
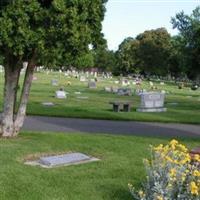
0,72,199,123
0,132,200,200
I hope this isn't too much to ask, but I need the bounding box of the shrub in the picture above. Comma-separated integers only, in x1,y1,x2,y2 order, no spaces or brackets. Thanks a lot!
129,140,200,200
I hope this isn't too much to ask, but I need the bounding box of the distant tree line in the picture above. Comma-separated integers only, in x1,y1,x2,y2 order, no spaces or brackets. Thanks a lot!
75,6,200,82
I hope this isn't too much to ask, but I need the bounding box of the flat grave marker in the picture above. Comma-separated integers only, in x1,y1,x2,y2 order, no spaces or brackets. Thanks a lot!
25,152,99,168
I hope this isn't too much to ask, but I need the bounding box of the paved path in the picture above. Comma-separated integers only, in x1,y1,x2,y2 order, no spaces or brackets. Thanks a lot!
22,116,200,138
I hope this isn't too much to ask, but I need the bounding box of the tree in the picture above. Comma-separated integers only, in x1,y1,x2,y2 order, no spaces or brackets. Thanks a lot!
171,7,200,80
93,48,117,72
136,28,171,76
168,35,188,78
74,52,94,69
0,0,107,137
115,37,140,75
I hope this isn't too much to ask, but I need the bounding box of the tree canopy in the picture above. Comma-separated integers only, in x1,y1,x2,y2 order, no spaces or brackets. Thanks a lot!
172,6,200,80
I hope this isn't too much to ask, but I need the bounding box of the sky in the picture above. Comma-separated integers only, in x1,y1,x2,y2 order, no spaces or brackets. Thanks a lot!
102,0,200,50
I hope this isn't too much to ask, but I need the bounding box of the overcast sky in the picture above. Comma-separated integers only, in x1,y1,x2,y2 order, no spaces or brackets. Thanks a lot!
102,0,200,50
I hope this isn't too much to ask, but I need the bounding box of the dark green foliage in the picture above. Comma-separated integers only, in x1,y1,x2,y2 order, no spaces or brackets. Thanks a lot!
115,29,171,76
172,7,200,80
136,28,171,76
93,48,117,72
115,37,140,75
0,0,107,68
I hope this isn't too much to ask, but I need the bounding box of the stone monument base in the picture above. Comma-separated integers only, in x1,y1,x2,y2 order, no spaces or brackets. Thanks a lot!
137,107,167,112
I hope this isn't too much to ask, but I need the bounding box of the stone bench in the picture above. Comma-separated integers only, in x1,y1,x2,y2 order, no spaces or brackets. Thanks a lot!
109,101,132,112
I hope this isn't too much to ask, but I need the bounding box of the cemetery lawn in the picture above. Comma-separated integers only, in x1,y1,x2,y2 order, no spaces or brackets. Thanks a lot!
0,132,199,200
0,72,200,124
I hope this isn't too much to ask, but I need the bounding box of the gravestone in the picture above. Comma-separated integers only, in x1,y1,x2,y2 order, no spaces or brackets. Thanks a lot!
112,87,118,93
74,91,81,95
114,80,119,84
117,88,132,96
51,79,58,86
135,89,146,96
137,92,166,112
121,79,130,86
132,81,136,85
105,86,112,92
42,102,54,106
80,76,86,82
77,96,89,99
25,152,99,168
88,81,96,89
55,90,66,99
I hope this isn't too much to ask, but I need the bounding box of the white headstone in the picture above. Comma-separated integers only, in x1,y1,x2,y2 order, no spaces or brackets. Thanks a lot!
80,76,86,82
105,87,112,92
55,91,66,99
137,92,166,112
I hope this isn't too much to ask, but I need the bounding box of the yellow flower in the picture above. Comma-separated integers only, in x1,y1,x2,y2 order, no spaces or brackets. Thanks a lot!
170,139,178,147
169,168,176,177
154,144,164,151
167,183,173,188
177,144,188,152
156,195,163,200
193,170,200,177
194,154,200,162
138,190,145,198
190,181,199,195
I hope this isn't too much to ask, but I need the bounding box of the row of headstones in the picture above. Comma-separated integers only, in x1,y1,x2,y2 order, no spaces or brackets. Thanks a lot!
105,86,167,96
48,91,167,113
52,79,97,89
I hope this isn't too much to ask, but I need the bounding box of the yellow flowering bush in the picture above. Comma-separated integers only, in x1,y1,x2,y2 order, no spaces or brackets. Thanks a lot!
129,140,200,200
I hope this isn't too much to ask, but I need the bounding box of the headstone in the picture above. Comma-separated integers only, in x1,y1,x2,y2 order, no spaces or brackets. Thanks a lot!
77,96,88,99
137,92,167,112
132,81,136,85
160,82,165,85
114,80,119,84
74,91,81,95
80,76,86,82
121,79,130,86
112,87,118,93
51,79,58,86
161,90,166,94
105,87,112,92
94,72,97,78
55,90,66,99
42,102,54,106
117,88,132,96
135,89,146,96
88,81,96,89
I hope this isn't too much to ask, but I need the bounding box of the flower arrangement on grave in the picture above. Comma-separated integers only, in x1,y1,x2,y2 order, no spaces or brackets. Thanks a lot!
129,140,200,200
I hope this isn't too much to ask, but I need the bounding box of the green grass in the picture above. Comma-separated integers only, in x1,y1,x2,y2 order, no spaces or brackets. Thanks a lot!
0,132,199,200
0,72,199,124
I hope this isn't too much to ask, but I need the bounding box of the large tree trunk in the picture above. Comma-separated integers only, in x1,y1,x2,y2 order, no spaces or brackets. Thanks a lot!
0,56,35,137
1,66,21,137
13,59,35,136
